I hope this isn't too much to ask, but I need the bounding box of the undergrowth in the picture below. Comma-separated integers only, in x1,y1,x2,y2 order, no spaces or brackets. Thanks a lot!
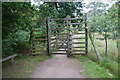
75,33,119,78
74,55,118,78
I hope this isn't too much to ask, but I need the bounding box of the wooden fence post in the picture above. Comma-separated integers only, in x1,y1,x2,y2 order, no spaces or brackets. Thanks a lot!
66,15,72,57
85,13,88,54
46,18,51,56
30,26,35,54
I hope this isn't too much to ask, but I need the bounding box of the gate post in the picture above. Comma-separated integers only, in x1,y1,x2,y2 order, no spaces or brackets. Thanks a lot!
46,18,51,56
30,26,35,54
85,13,88,54
66,15,72,57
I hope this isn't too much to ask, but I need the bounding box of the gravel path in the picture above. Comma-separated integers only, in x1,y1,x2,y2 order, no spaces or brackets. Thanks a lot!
29,55,85,78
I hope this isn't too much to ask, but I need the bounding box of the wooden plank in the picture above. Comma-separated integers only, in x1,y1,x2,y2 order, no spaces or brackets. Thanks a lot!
0,54,17,63
73,42,86,44
50,23,67,26
50,17,83,21
33,30,46,32
46,18,51,56
73,38,86,39
69,22,84,25
66,15,71,57
34,39,47,41
33,50,48,52
70,28,84,31
50,28,67,31
72,50,86,52
52,53,67,54
85,13,88,54
51,37,56,40
74,33,85,34
72,53,85,55
72,47,86,48
51,50,67,51
33,51,48,53
33,34,46,36
85,28,88,54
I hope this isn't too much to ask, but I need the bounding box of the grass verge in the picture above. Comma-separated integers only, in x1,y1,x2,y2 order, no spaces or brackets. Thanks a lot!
74,55,118,78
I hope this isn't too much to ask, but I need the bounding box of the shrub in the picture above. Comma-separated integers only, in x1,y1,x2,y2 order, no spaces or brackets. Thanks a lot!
2,30,31,58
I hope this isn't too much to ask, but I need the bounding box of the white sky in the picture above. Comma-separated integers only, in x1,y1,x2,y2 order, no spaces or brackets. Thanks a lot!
31,0,118,13
82,0,117,13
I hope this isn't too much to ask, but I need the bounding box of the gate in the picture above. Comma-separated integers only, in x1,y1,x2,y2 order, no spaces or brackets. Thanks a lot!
30,15,88,56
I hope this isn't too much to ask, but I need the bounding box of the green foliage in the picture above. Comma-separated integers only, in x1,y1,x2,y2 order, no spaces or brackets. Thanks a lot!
2,2,35,39
87,2,118,40
98,58,118,75
75,55,117,78
2,30,30,58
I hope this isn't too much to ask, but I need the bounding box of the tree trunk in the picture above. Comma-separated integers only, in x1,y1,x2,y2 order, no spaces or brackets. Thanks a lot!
104,32,107,55
89,32,101,60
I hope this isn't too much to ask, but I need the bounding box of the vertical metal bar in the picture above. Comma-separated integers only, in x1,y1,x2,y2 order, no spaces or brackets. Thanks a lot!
85,13,88,54
46,18,51,56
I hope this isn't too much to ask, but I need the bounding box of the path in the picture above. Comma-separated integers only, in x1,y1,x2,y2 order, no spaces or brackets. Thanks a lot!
29,55,85,78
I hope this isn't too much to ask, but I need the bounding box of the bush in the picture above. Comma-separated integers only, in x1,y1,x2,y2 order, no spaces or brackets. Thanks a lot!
2,30,31,58
2,36,14,58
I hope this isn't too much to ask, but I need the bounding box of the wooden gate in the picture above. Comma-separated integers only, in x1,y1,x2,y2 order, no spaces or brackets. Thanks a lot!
30,15,88,56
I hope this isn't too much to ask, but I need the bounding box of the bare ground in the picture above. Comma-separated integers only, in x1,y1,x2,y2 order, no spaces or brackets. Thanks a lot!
29,54,85,78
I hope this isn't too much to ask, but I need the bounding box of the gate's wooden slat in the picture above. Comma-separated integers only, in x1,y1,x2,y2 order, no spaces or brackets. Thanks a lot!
50,23,67,26
51,41,67,44
49,17,83,21
74,33,85,34
69,22,84,25
34,39,47,41
33,50,48,52
73,38,86,39
33,34,46,36
73,42,86,44
50,28,67,31
72,53,86,55
72,47,86,48
51,50,67,51
72,50,86,52
70,28,84,31
50,22,84,26
52,53,66,54
33,51,48,53
51,37,56,40
33,30,46,32
85,28,88,54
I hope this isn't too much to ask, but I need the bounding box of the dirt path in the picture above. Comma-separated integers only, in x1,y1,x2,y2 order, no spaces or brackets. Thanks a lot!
29,55,85,78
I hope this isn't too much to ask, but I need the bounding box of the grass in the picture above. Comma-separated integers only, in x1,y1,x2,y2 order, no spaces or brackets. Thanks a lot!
2,54,52,78
74,55,117,78
75,33,119,78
